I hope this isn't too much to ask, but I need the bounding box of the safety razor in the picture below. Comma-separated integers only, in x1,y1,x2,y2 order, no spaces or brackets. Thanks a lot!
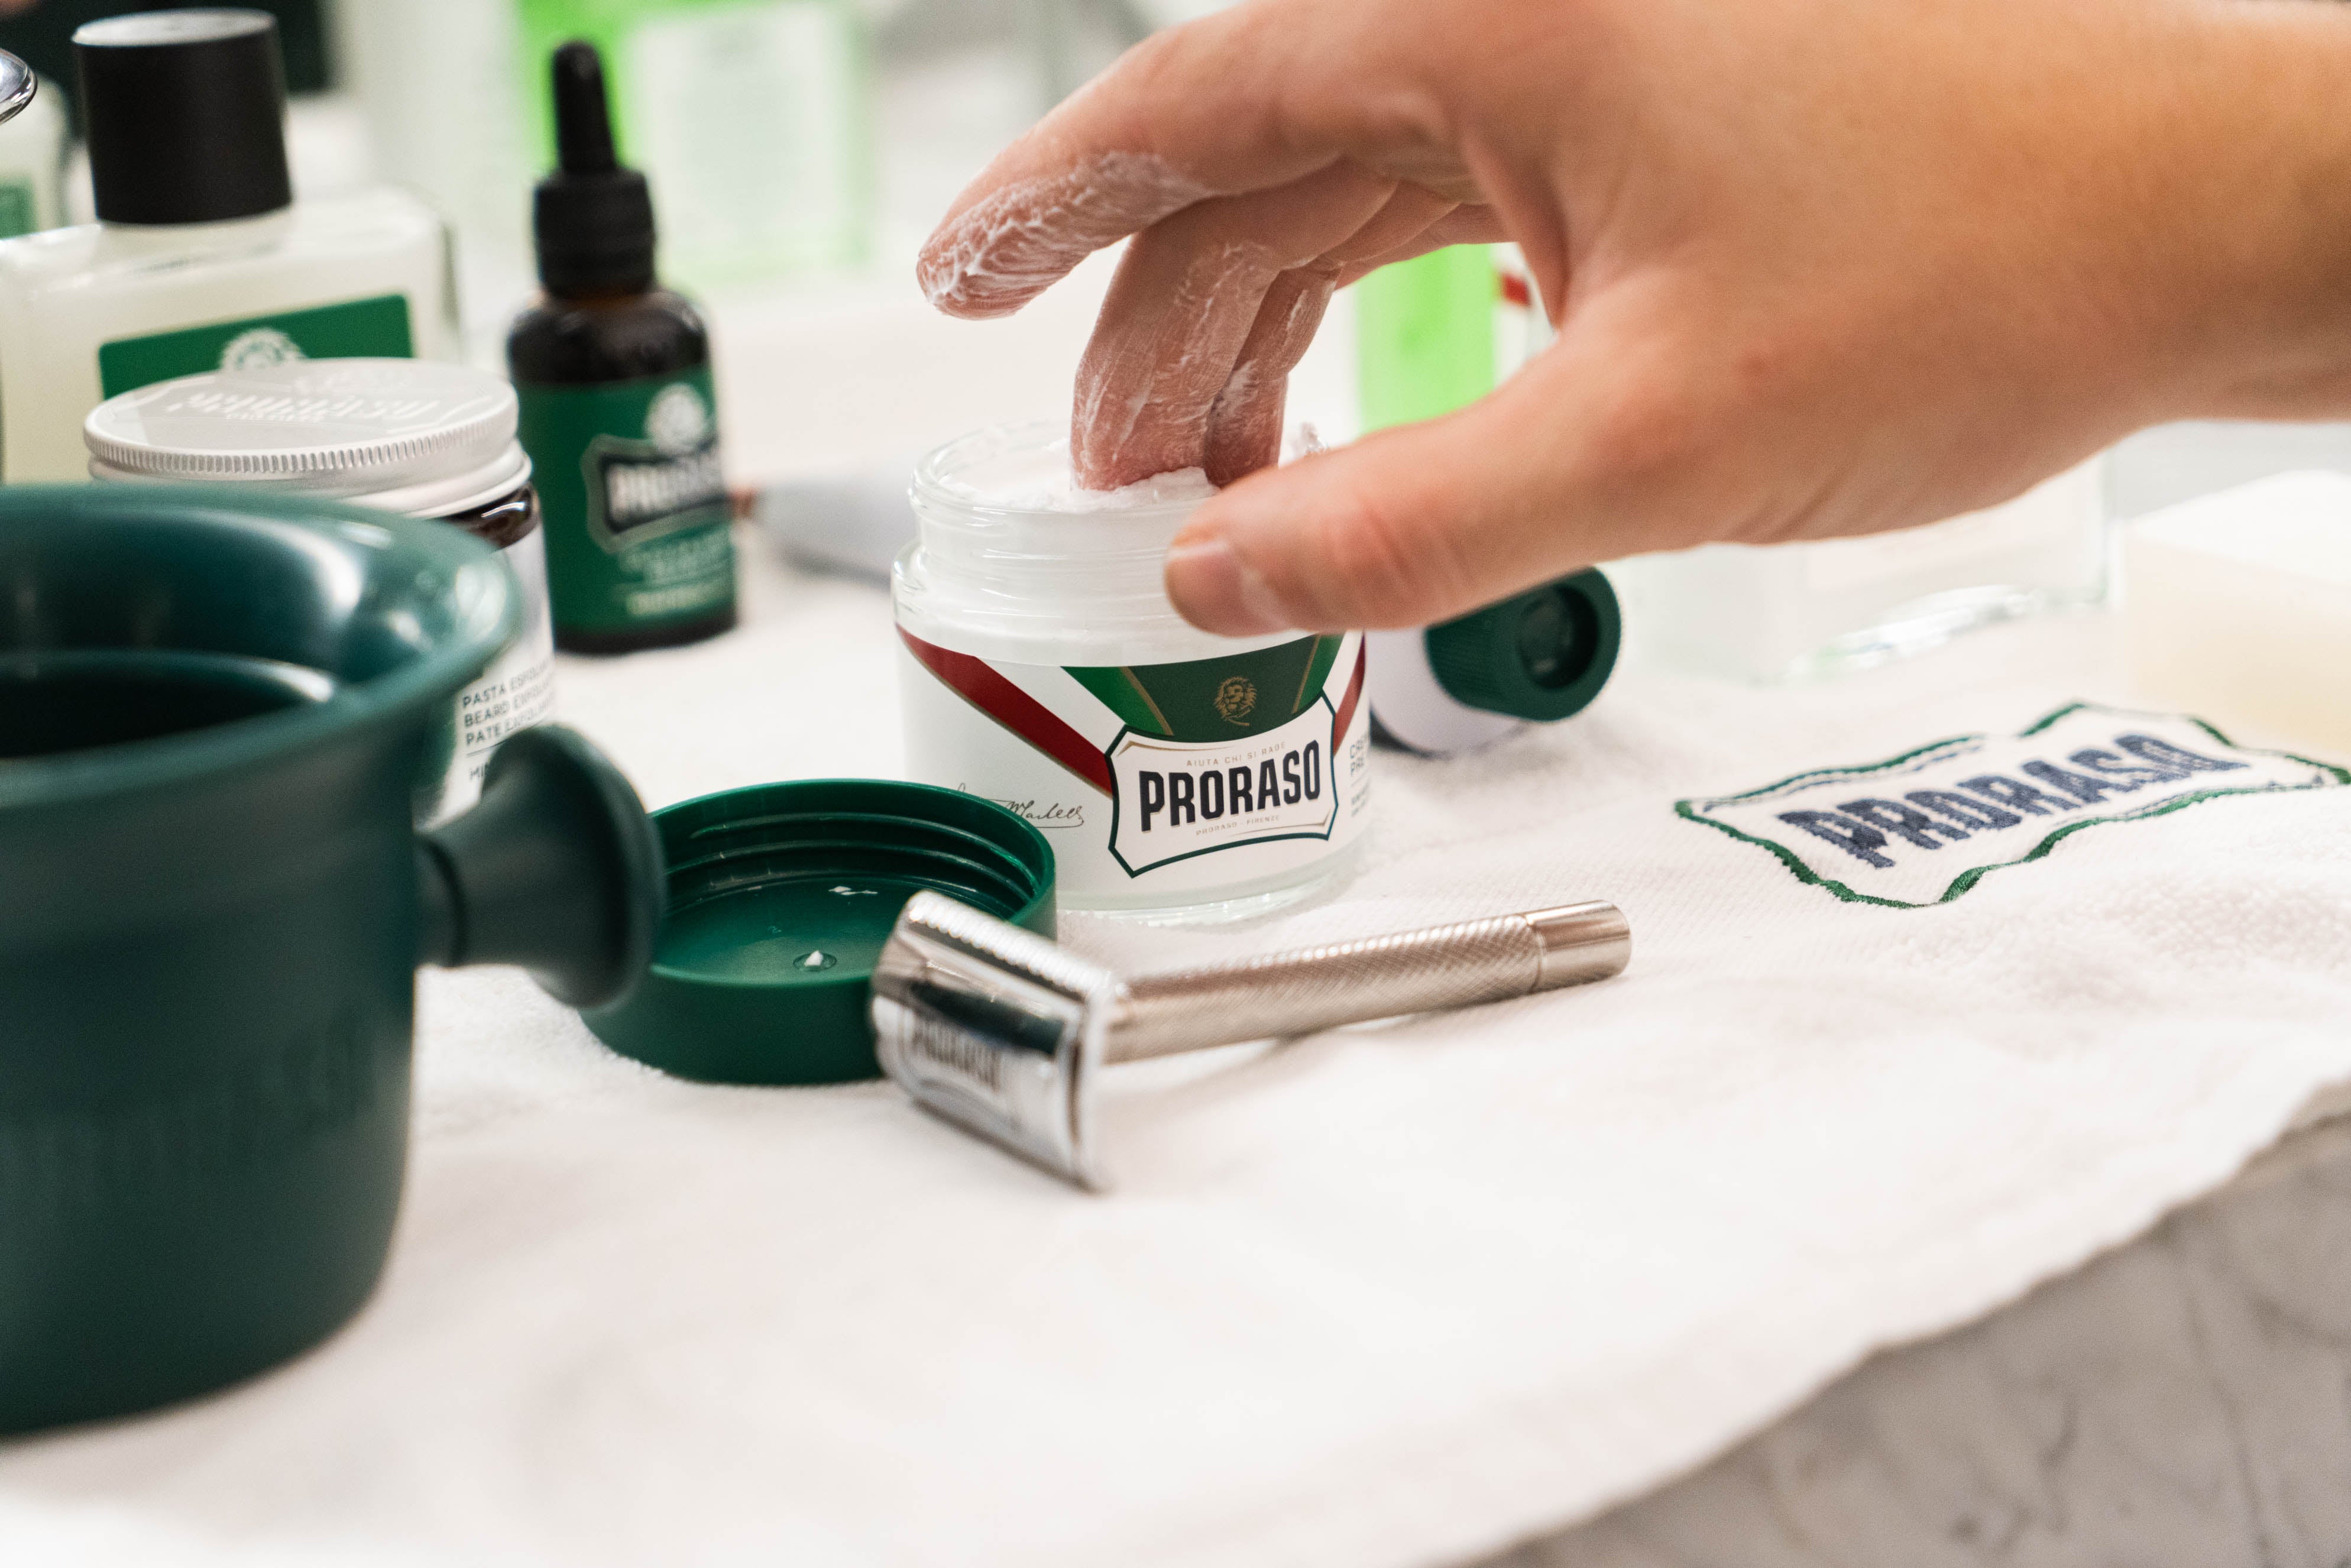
870,893,1631,1190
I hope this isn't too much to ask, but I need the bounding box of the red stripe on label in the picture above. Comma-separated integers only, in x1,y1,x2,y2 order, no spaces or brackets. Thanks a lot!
1331,642,1366,753
1498,273,1533,310
899,629,1115,796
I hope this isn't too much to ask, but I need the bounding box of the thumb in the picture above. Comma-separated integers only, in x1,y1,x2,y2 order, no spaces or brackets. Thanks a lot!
1164,338,1700,633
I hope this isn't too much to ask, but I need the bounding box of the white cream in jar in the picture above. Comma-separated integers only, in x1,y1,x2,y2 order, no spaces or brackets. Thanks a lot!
895,423,1372,920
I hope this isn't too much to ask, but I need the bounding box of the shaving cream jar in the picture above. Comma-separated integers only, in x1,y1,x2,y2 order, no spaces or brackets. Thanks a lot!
85,358,558,820
895,422,1372,921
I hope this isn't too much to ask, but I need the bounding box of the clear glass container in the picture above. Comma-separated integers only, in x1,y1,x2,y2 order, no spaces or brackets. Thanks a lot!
894,422,1372,922
1610,456,2109,682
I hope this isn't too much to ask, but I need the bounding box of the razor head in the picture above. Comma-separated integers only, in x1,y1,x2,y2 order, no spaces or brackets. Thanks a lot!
871,892,1121,1190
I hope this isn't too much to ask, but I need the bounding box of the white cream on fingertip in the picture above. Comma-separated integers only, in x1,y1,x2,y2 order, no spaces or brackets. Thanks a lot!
918,151,1212,318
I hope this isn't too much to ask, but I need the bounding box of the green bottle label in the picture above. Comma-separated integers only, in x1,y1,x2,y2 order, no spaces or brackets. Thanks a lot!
97,294,415,398
0,179,37,241
517,368,737,634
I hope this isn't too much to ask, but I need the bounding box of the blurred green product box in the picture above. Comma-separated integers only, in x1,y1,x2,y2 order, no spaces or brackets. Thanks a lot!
514,0,873,290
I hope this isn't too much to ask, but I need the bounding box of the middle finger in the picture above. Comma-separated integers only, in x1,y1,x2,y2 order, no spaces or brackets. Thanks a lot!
1073,160,1404,488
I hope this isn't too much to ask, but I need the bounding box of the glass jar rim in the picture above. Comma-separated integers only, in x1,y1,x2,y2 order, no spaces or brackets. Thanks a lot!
914,421,1209,520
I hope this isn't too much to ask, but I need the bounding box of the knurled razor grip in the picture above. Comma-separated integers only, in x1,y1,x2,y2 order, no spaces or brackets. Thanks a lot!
870,892,1632,1189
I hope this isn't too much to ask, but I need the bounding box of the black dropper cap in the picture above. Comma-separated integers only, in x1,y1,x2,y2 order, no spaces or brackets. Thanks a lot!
74,9,292,226
533,42,656,297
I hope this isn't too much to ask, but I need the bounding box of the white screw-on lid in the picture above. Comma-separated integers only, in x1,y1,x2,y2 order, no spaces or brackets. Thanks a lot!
84,358,532,518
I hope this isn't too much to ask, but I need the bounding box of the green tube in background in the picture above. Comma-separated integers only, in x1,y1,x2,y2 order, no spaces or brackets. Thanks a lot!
1354,245,1500,433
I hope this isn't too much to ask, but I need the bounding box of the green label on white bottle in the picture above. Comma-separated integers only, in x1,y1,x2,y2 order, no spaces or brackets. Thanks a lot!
97,294,415,398
0,180,36,241
517,368,736,636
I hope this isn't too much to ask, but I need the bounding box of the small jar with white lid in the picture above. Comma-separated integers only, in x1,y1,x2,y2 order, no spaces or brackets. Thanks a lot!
85,357,557,819
895,422,1372,921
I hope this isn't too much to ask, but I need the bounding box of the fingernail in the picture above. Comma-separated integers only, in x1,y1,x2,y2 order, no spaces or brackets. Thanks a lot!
1165,533,1293,636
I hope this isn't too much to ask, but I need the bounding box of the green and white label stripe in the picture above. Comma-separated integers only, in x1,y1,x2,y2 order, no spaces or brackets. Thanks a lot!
899,630,1118,793
898,630,1366,797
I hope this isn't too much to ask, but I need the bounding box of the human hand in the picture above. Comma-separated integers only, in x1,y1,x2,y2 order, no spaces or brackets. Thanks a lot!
920,0,2351,634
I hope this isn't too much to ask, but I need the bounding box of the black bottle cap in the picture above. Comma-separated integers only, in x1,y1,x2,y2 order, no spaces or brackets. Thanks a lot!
74,9,292,226
533,41,656,297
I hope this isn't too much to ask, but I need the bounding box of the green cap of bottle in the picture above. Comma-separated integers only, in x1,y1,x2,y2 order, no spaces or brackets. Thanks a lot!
1423,568,1622,722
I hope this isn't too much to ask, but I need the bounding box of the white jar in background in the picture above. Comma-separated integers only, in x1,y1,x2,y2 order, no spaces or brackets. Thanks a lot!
2107,419,2351,520
84,358,558,821
895,423,1373,921
0,13,459,484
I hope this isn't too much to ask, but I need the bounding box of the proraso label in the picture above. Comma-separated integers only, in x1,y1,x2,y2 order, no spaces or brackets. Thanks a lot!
898,630,1373,903
0,178,38,241
98,294,415,398
517,368,737,635
419,527,559,822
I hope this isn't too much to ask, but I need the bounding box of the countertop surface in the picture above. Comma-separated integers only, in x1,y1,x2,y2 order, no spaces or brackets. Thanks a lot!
1492,1112,2351,1568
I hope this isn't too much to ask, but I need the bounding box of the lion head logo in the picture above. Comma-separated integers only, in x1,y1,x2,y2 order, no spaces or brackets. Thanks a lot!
1213,675,1257,726
218,327,305,372
646,383,711,456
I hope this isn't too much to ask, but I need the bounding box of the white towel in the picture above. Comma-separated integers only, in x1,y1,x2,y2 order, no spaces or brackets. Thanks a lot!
4,541,2349,1568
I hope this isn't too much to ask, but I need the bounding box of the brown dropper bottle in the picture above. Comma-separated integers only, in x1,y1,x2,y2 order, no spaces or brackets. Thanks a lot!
509,40,737,655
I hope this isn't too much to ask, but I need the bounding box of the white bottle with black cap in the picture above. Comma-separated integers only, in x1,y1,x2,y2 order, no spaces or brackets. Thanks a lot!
0,8,456,482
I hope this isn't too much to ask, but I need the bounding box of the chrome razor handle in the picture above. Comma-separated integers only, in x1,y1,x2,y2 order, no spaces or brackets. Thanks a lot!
871,893,1630,1190
1109,902,1629,1062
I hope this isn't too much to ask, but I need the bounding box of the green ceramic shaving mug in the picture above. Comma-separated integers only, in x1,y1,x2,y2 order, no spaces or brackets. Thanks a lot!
0,486,662,1434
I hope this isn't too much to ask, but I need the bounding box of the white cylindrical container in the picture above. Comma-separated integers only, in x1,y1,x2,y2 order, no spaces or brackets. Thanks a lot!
84,358,558,819
895,424,1372,921
1368,568,1623,757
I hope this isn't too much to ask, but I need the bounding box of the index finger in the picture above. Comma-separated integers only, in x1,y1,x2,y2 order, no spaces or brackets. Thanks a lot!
917,0,1463,319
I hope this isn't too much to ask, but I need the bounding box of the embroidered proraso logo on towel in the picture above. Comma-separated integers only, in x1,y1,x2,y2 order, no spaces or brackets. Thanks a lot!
1678,702,2347,908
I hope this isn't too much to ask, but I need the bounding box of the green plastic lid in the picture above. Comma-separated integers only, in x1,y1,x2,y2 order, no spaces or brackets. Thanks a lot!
1423,567,1621,722
582,779,1055,1085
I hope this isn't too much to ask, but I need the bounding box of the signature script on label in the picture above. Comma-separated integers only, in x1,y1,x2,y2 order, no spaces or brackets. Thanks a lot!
962,786,1086,830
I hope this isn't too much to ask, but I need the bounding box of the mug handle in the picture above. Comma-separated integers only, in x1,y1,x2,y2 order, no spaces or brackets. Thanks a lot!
415,726,665,1009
